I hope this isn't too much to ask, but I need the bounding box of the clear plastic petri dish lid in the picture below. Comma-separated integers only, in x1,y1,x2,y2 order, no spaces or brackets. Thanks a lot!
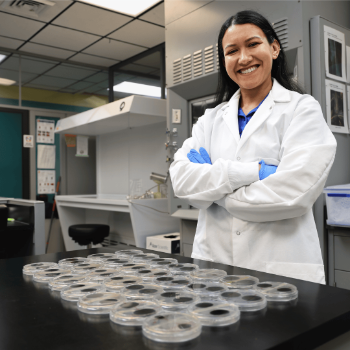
254,282,298,302
72,262,103,275
143,312,202,343
49,274,89,291
220,275,259,289
87,253,119,261
219,289,267,312
188,300,240,327
168,263,199,275
103,275,143,292
120,263,151,275
149,258,178,269
58,257,90,268
85,268,121,283
158,290,200,312
23,262,58,276
77,292,126,314
136,268,172,283
115,249,144,258
153,275,193,290
102,257,131,269
33,268,72,283
110,300,162,326
187,282,228,299
61,282,105,301
121,283,164,300
132,253,160,263
191,269,227,282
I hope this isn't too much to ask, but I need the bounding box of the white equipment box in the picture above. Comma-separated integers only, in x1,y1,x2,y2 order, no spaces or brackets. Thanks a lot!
146,233,180,254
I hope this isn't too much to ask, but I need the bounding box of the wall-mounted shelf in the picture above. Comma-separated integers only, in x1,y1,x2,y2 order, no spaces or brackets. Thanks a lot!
55,95,166,136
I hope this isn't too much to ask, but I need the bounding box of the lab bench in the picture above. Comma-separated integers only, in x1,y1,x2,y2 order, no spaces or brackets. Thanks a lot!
4,245,350,350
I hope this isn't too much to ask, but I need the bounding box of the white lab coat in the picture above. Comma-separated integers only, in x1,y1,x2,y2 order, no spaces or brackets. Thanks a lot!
170,79,336,284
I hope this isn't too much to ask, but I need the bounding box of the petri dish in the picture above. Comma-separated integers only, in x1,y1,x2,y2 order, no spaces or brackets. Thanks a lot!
132,253,160,263
254,282,298,301
191,269,227,282
187,282,228,299
219,289,267,312
115,250,143,258
153,275,193,290
143,312,202,343
58,257,90,268
87,253,119,261
85,268,121,283
72,262,104,275
33,268,72,283
136,268,172,283
149,258,178,269
168,263,199,275
120,263,151,275
220,275,259,289
23,262,58,276
110,300,162,326
103,275,143,292
49,274,89,291
61,282,104,301
77,292,125,314
188,300,240,327
121,283,164,300
158,290,200,312
102,258,131,269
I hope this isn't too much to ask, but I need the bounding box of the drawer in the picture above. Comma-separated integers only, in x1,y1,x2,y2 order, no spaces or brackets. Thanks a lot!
182,243,193,258
181,219,197,244
334,236,350,271
335,270,350,290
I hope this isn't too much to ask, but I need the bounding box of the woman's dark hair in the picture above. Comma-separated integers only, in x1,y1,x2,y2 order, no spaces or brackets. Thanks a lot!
215,10,304,104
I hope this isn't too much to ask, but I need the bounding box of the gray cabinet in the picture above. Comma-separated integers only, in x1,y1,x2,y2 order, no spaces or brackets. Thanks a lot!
180,219,197,257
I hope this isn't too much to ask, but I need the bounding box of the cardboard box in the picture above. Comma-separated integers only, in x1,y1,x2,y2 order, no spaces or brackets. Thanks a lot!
146,233,180,254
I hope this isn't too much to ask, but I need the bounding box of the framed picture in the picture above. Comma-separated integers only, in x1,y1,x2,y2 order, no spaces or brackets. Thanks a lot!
325,79,348,134
324,25,346,82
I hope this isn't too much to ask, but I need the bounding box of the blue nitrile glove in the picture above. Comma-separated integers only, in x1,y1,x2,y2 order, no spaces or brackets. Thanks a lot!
259,160,277,180
187,147,212,164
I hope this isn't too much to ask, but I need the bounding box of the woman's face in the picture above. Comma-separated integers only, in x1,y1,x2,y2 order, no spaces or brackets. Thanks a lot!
222,23,280,91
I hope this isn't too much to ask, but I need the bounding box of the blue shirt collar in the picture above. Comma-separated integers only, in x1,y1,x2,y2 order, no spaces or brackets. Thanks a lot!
238,93,269,118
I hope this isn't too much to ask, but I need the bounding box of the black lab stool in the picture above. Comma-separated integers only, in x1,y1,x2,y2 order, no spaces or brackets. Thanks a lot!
68,224,110,248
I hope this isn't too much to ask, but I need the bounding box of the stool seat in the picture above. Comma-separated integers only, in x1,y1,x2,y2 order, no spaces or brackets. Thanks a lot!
68,224,109,246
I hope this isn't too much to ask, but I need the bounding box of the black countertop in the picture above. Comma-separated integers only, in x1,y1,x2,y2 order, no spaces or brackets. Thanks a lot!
1,245,350,350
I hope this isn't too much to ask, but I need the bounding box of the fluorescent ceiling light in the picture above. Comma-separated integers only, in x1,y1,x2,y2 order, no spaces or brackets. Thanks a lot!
113,82,161,98
0,78,16,86
79,0,161,16
0,54,7,63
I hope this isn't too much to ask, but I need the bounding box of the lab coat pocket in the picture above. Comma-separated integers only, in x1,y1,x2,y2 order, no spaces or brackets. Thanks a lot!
266,261,325,284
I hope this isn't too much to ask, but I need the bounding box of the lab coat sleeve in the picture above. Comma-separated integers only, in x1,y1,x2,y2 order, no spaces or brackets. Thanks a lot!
217,95,337,222
169,110,259,210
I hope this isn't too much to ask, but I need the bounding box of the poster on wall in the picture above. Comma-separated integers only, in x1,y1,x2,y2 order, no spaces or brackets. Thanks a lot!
347,85,350,127
347,46,350,83
37,170,55,194
324,25,346,82
36,119,55,144
37,145,56,169
325,79,348,134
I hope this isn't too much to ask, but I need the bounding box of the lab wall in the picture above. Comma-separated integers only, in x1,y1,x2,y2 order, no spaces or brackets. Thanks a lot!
97,121,168,196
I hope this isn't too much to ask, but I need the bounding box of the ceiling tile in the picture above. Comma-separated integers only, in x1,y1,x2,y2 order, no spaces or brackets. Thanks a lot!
29,75,76,89
139,2,164,26
108,20,164,48
0,56,56,74
84,72,108,83
0,35,24,50
82,85,105,93
83,38,146,61
69,53,118,67
45,65,97,80
0,1,73,23
58,88,77,93
95,88,108,96
31,25,100,51
0,12,45,40
52,2,131,36
25,83,60,91
20,42,75,60
133,52,160,68
0,68,38,84
120,63,157,74
67,81,95,91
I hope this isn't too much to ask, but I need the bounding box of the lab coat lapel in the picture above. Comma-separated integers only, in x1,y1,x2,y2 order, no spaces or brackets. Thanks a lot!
222,93,240,145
